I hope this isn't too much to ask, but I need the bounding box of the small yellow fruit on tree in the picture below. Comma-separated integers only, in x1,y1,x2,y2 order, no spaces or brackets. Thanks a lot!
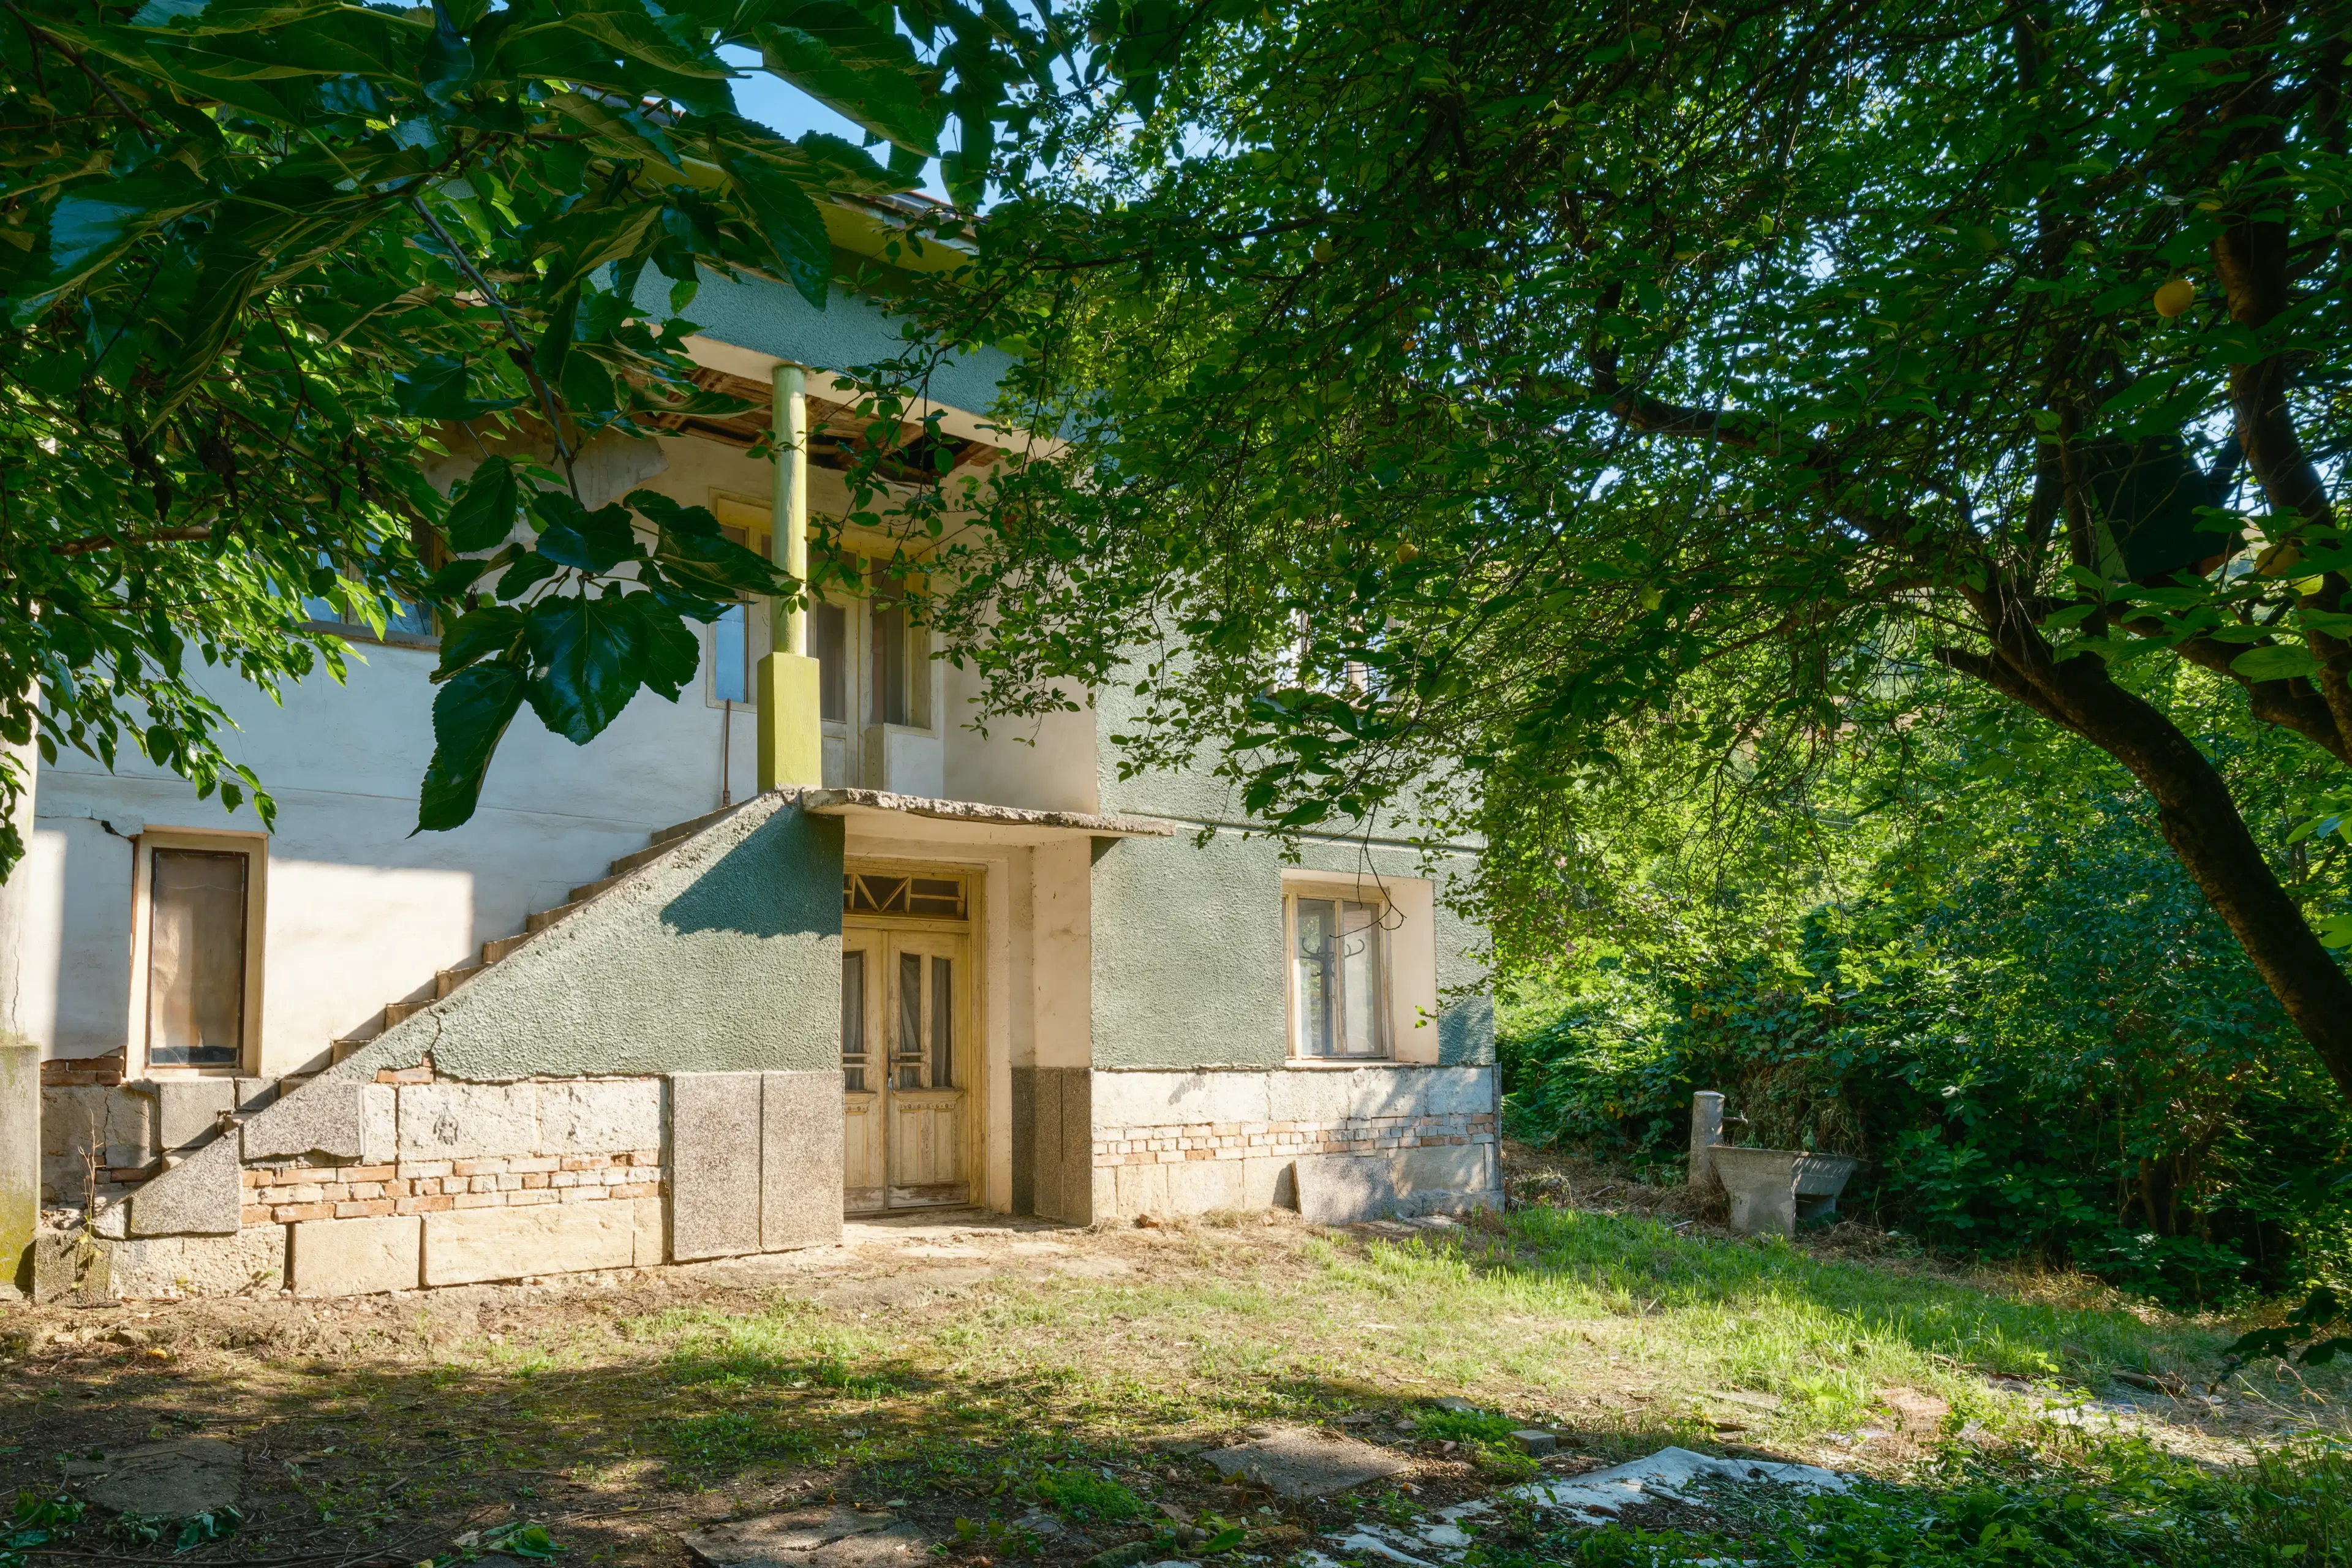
2154,278,2196,317
1395,542,1419,563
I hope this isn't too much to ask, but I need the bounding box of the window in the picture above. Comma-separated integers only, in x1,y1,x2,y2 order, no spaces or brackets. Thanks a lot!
713,603,752,704
868,559,930,729
813,601,848,722
1289,893,1389,1058
844,872,966,919
842,949,867,1090
301,561,435,644
130,832,266,1073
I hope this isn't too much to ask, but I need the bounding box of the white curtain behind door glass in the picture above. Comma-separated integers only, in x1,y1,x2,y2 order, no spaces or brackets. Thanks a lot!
148,849,247,1067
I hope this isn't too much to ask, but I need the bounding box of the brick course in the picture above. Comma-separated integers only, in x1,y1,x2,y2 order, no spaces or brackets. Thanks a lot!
246,1148,665,1223
1091,1112,1496,1169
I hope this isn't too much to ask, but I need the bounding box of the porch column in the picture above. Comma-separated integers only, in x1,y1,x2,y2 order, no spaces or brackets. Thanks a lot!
756,361,823,790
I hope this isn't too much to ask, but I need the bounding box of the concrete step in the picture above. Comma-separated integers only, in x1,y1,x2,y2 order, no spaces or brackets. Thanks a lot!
435,963,483,998
525,900,584,933
568,873,622,904
383,999,429,1025
649,802,740,848
606,840,677,878
482,932,531,965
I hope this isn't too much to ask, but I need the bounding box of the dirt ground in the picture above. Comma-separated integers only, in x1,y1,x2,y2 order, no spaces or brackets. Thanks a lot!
0,1154,2335,1568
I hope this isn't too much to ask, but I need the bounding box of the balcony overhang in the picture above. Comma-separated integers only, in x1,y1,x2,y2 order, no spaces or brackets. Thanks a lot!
799,788,1177,846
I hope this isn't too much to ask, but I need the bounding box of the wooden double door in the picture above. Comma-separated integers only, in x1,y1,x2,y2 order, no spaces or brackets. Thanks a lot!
841,922,971,1213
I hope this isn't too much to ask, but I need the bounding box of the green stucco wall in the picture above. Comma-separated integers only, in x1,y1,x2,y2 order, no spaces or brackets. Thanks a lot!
402,793,842,1081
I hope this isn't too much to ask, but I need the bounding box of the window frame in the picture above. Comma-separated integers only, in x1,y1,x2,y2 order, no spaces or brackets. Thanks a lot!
126,827,270,1079
1283,881,1395,1064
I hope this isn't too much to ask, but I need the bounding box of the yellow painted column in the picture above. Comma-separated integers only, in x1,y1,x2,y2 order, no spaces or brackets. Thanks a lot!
756,361,823,791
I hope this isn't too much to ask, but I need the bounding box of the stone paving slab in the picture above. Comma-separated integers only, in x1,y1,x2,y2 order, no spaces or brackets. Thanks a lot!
58,1438,243,1517
1204,1425,1410,1498
684,1509,927,1568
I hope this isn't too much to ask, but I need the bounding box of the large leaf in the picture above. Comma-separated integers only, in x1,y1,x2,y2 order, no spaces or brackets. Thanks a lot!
417,660,526,832
40,172,214,298
524,590,647,742
717,149,832,306
433,605,529,679
530,492,643,571
2229,644,2323,684
447,456,523,552
394,355,526,420
628,592,704,701
745,1,943,154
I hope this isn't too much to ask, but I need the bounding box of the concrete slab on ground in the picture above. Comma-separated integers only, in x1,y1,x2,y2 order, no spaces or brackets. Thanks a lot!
58,1438,243,1517
1205,1425,1411,1498
683,1508,927,1568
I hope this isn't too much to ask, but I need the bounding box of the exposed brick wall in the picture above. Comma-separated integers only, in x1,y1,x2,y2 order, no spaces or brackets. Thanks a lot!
41,1050,125,1088
241,1150,665,1227
1093,1110,1496,1169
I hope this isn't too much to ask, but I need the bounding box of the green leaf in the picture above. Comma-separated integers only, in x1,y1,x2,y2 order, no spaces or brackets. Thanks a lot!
531,493,642,572
417,662,526,832
39,173,213,299
718,152,832,307
448,457,523,553
2228,644,2322,683
432,605,527,679
395,356,524,421
524,592,647,742
420,2,475,104
745,1,943,155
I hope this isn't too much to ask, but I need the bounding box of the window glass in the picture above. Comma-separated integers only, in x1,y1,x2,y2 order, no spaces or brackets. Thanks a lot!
714,603,749,703
148,849,247,1067
813,601,848,722
1294,895,1387,1058
841,950,867,1090
867,560,929,729
896,951,924,1088
930,955,954,1088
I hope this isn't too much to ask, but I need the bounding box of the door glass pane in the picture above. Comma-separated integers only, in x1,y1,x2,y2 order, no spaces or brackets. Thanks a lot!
1338,901,1385,1056
714,602,749,703
930,955,953,1088
896,951,923,1088
813,602,847,722
148,850,247,1068
1295,899,1336,1057
841,950,866,1090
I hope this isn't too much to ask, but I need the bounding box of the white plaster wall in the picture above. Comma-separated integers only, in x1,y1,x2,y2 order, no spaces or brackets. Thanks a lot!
1030,839,1093,1071
941,668,1100,814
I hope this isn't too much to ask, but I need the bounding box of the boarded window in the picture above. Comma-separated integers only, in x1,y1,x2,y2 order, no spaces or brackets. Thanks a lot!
1293,897,1387,1058
148,849,249,1068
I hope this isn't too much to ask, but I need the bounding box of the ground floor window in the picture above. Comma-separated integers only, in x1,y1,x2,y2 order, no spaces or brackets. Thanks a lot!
132,832,267,1072
1289,891,1390,1058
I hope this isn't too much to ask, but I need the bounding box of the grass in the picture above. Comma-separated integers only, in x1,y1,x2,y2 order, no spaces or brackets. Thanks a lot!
2,1204,2346,1568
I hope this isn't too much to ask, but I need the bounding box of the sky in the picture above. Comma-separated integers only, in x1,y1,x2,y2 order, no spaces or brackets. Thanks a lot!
720,47,955,203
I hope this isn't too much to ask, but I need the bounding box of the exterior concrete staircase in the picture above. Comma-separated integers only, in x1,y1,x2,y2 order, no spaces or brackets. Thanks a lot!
326,802,745,1065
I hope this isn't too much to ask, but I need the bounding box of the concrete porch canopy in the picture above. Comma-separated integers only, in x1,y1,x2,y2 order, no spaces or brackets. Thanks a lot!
801,789,1177,845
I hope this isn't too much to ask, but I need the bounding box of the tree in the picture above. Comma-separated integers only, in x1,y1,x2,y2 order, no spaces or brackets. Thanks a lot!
865,1,2352,1095
0,0,1050,854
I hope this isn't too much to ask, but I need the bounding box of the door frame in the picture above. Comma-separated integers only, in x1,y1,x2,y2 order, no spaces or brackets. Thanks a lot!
840,856,986,1215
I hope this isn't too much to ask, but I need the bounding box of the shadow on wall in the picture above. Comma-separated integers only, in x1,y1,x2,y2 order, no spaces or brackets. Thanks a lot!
1438,996,1496,1066
660,806,843,941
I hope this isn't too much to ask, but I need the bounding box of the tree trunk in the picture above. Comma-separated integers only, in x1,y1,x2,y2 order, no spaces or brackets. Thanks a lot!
2031,655,2352,1099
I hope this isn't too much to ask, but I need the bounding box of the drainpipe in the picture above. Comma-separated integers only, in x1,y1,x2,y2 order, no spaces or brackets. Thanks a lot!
756,361,823,791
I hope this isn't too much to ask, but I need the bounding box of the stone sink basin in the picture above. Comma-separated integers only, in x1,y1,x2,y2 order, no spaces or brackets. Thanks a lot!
1711,1147,1860,1237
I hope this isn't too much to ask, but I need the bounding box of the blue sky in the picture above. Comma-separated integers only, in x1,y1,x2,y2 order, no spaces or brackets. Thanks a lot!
722,47,954,203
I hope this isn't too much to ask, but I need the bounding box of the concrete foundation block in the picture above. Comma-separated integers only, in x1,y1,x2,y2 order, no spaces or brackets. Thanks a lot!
149,1079,236,1152
241,1080,366,1163
628,1194,666,1266
1091,1069,1269,1130
669,1072,763,1261
421,1201,636,1286
1295,1144,1498,1225
291,1215,421,1296
541,1078,662,1153
395,1080,539,1161
128,1133,243,1236
760,1071,842,1252
105,1225,285,1297
29,1228,107,1304
2,1039,36,1291
360,1083,397,1162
